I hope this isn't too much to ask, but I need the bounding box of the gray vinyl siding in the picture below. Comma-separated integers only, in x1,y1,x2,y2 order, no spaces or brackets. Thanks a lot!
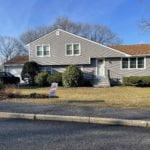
39,58,97,79
105,56,150,80
29,29,126,65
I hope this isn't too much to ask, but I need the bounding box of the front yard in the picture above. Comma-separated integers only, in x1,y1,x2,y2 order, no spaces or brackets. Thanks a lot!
4,86,150,109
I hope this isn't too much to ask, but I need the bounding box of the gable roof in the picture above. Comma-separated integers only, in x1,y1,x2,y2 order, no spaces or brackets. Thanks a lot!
111,44,150,56
4,55,28,65
28,29,129,57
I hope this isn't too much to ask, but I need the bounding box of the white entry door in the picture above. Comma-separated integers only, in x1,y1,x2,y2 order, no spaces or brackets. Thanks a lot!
97,59,105,77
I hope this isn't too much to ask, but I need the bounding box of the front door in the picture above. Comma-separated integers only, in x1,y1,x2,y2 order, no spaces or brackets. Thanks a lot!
97,59,105,77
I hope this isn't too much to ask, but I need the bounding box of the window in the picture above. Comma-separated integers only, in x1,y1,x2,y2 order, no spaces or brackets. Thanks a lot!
130,57,136,68
37,46,43,56
66,44,73,55
36,45,50,57
138,57,144,68
73,44,80,55
43,46,50,56
66,43,81,56
122,58,128,69
122,57,145,69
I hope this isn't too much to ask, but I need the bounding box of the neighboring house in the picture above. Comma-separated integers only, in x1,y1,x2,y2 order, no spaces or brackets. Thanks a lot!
3,29,150,86
3,56,28,83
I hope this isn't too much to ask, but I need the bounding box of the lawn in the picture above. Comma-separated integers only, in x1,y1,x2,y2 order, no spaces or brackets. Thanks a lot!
4,86,150,109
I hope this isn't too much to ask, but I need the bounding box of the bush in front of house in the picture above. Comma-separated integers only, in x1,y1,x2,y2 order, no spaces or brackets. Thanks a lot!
62,65,83,87
0,80,4,90
123,76,150,86
21,61,39,85
47,72,62,86
35,72,49,86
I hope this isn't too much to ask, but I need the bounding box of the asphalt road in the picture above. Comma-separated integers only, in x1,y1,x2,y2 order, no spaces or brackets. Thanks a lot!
0,119,150,150
0,102,150,120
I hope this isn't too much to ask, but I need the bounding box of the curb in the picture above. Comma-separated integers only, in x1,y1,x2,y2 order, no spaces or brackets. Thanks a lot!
0,112,149,128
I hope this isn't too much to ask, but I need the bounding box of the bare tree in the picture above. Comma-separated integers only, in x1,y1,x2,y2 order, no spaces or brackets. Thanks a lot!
90,25,122,45
0,36,27,63
140,18,150,32
20,26,52,44
20,16,122,46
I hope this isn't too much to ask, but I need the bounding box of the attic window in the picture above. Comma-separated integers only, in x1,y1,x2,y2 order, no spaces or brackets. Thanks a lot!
37,45,50,57
37,46,43,56
66,43,81,56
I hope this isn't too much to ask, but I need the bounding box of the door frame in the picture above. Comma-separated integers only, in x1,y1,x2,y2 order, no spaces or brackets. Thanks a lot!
96,58,106,77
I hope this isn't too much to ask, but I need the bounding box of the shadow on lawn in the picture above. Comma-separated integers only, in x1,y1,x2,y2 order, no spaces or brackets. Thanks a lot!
67,100,105,104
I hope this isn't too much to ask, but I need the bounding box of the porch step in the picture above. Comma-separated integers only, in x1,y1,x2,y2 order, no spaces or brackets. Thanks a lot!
93,77,110,87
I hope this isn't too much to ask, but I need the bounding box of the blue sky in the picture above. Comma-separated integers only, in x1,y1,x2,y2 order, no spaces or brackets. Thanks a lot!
0,0,150,44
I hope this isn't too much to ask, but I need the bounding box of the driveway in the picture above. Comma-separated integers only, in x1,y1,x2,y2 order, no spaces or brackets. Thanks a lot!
0,102,150,120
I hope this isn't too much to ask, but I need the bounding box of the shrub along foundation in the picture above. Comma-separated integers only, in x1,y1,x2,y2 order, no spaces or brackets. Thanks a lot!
7,93,58,99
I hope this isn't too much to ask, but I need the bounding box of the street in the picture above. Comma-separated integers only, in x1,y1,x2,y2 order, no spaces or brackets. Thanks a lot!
0,119,149,150
0,102,150,120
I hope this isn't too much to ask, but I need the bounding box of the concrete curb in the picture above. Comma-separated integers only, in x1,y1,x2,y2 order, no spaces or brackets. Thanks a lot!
0,112,149,128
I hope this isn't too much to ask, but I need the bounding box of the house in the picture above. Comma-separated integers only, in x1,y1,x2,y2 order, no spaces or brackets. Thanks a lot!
3,55,28,83
3,29,150,86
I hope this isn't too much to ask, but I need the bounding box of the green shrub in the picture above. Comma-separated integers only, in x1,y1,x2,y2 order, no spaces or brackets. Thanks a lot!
35,72,49,86
62,65,83,87
47,72,62,86
123,76,150,86
21,61,39,85
0,80,4,90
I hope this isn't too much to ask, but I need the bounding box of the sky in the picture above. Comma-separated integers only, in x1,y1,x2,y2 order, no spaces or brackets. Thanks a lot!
0,0,150,44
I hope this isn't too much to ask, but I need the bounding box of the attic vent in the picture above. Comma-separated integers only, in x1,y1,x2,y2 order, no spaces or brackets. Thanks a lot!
56,30,60,36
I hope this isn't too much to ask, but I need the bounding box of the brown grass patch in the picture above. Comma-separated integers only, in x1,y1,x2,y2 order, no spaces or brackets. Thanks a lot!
4,86,150,109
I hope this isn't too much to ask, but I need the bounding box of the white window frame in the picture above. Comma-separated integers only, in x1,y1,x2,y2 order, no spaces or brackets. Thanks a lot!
36,44,51,57
121,57,146,70
137,57,146,69
65,43,81,56
121,57,129,69
130,57,137,69
65,43,73,56
36,45,43,57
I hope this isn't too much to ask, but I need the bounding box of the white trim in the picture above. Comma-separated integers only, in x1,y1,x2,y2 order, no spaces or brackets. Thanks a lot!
26,44,30,62
36,45,43,57
121,56,146,70
36,44,51,57
65,43,73,56
96,58,105,77
26,30,59,45
27,29,130,57
58,29,130,57
4,64,24,67
43,44,51,57
74,43,81,56
65,43,81,56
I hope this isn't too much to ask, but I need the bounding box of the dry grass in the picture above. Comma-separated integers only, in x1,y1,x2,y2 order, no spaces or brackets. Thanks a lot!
4,86,150,109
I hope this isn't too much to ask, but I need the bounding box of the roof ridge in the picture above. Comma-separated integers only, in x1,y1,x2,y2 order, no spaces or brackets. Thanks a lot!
111,44,150,47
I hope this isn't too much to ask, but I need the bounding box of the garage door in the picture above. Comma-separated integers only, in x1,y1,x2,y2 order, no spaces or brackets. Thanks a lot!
5,66,24,83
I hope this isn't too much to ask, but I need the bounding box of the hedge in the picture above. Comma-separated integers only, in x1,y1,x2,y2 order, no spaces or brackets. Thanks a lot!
123,76,150,86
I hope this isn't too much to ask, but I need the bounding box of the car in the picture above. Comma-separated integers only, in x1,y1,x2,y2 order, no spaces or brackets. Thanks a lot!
0,72,20,84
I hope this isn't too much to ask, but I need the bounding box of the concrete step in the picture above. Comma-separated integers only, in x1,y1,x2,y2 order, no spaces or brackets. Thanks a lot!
93,77,110,87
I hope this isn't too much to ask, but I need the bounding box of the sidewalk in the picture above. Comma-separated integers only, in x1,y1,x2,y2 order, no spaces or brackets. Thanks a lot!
0,102,149,120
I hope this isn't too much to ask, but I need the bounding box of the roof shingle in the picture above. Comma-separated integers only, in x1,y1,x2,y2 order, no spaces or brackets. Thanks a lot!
4,55,28,65
111,44,150,55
